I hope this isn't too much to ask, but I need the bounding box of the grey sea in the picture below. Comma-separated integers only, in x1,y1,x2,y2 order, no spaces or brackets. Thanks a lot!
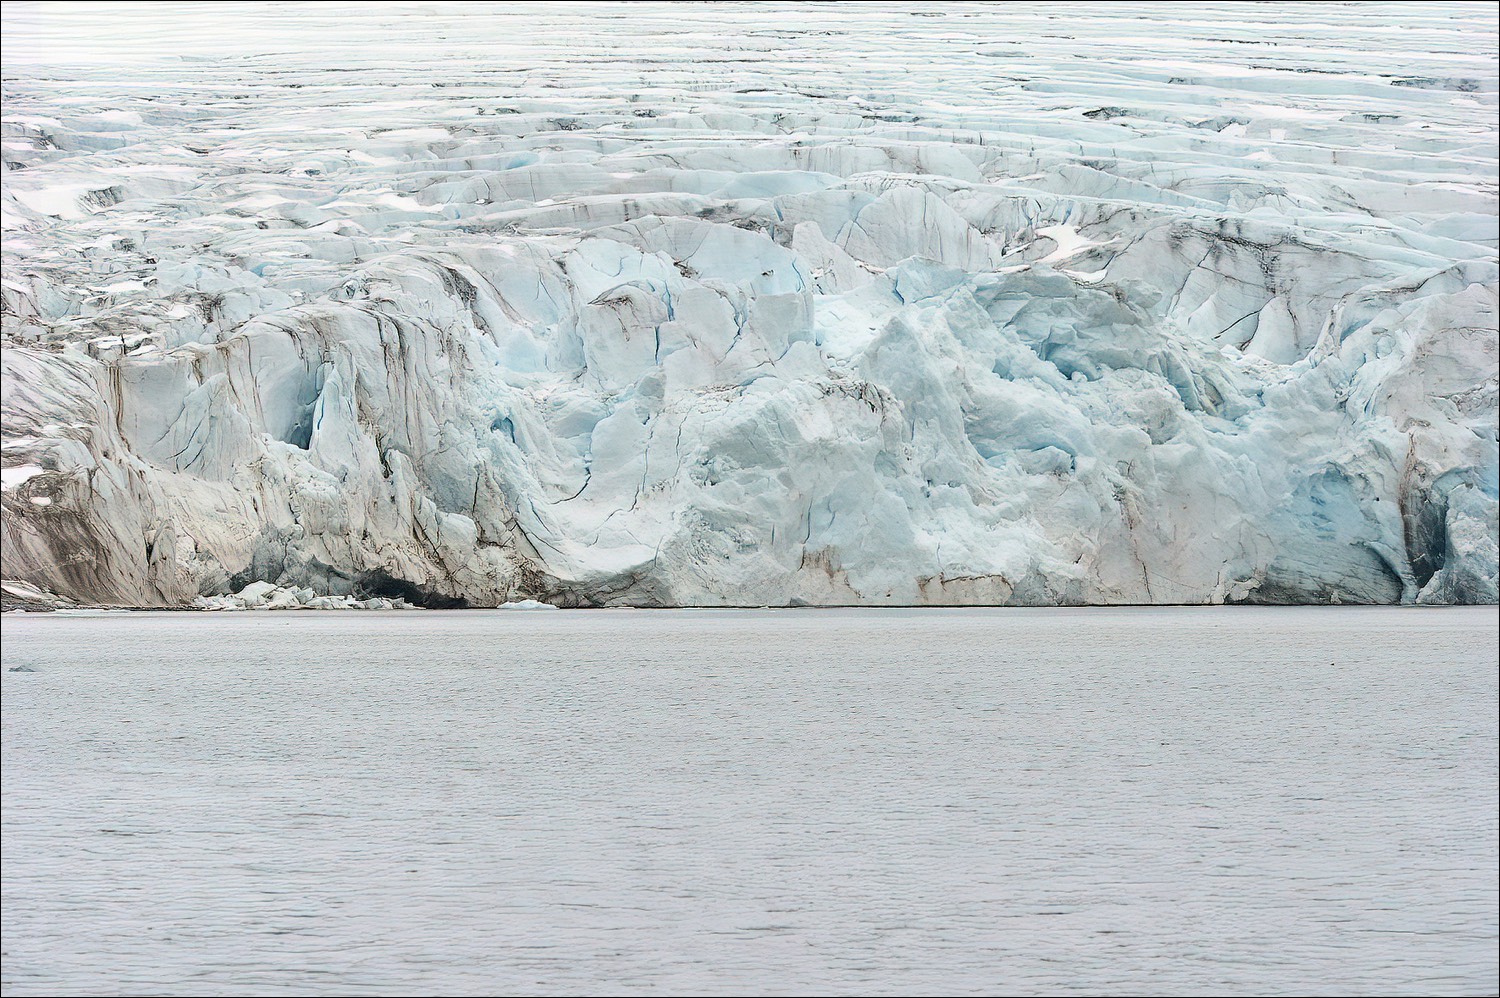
2,607,1497,996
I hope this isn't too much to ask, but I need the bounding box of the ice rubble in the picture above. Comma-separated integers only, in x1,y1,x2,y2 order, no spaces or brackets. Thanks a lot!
193,580,412,612
1,4,1496,607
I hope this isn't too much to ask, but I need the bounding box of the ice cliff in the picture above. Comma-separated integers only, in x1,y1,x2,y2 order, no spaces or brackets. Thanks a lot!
2,3,1497,607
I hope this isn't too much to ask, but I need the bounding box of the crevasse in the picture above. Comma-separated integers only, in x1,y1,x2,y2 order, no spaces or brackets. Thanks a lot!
1,3,1496,606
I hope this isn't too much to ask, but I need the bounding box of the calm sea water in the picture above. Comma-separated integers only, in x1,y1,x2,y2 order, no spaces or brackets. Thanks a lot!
2,608,1496,996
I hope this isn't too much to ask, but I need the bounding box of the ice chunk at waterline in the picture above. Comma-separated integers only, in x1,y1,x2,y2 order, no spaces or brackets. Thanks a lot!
1,3,1495,607
191,582,414,612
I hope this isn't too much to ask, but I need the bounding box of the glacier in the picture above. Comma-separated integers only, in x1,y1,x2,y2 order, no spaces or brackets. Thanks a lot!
1,2,1496,608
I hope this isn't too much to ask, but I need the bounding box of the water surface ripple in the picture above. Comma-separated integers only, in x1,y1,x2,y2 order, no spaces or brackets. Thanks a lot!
3,608,1497,996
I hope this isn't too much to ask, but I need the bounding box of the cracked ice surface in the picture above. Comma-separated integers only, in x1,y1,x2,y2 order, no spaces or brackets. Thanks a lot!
1,2,1496,607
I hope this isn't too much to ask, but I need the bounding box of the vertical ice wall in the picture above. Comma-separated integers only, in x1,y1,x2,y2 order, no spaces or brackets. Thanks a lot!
2,2,1496,606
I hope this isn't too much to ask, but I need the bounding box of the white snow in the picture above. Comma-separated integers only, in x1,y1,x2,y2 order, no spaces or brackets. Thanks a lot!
0,578,73,610
0,466,44,491
0,3,1496,607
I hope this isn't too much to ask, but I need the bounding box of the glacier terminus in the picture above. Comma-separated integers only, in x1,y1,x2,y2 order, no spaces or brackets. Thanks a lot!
1,2,1496,608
